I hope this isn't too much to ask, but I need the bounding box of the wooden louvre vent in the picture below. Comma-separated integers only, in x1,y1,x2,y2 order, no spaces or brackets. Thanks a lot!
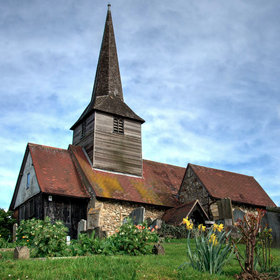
113,117,124,134
81,121,86,139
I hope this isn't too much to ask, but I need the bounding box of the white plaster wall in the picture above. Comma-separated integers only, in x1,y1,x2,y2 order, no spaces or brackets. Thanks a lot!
14,152,40,208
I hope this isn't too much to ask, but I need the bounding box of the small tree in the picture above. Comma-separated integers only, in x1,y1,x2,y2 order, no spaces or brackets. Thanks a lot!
232,209,272,278
0,208,16,240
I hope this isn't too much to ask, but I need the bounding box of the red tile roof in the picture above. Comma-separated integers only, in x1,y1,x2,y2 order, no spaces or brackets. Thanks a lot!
69,145,185,207
189,164,276,207
29,143,90,198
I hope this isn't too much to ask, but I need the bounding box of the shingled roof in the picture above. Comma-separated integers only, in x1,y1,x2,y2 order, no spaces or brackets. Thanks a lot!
71,5,144,130
188,164,276,207
69,145,185,207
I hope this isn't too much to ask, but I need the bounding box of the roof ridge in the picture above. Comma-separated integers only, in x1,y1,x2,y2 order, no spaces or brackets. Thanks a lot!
143,158,185,169
189,163,254,178
28,143,67,151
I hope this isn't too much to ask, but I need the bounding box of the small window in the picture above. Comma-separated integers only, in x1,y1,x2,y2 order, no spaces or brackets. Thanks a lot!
113,117,124,134
26,173,30,190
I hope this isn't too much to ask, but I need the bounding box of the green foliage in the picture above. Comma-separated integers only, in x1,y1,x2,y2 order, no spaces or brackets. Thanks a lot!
232,209,274,276
109,220,159,255
70,233,116,256
70,220,159,257
256,226,273,272
0,208,16,240
159,221,189,239
0,237,17,248
182,219,233,275
16,217,69,257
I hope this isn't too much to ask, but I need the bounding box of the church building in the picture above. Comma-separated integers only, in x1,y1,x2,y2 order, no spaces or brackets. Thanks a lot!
9,5,276,238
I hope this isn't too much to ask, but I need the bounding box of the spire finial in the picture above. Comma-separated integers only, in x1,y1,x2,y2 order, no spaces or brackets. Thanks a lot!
108,3,111,10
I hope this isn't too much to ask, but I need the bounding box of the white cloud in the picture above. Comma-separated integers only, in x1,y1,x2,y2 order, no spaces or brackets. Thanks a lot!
1,0,280,209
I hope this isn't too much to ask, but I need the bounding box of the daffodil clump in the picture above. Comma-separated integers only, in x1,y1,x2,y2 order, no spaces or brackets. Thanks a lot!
182,217,233,275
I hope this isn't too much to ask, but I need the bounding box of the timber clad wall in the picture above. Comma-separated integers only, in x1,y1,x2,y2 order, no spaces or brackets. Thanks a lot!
93,111,142,176
73,113,95,162
18,194,87,239
15,152,41,208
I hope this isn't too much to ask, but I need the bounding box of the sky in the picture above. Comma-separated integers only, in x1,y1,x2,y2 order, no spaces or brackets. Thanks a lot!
1,0,280,210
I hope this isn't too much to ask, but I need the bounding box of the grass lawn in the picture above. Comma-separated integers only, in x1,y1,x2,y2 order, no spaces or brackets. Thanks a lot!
0,240,280,280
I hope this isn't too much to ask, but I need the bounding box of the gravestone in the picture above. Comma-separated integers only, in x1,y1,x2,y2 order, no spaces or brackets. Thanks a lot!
87,205,102,229
14,246,30,260
145,217,153,227
94,227,107,239
217,198,233,220
262,210,280,248
86,228,107,240
152,244,165,255
77,219,87,237
129,207,145,225
233,208,245,223
151,219,162,229
13,223,18,242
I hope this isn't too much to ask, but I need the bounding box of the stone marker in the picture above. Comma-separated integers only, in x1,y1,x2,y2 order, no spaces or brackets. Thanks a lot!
13,223,18,242
217,198,233,220
152,244,165,255
151,219,162,230
78,219,87,237
233,208,245,223
145,217,153,227
129,207,145,225
94,227,107,239
14,246,30,260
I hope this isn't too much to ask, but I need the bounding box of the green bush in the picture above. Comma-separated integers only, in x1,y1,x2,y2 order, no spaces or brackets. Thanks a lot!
0,208,16,241
159,221,189,239
70,233,116,256
16,217,69,257
109,220,159,255
71,220,159,256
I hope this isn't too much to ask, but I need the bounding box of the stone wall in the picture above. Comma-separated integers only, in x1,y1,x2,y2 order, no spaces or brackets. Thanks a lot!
88,199,166,235
178,167,211,214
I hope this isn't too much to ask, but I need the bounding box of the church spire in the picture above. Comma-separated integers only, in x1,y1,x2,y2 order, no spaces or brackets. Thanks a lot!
91,3,123,102
70,5,144,131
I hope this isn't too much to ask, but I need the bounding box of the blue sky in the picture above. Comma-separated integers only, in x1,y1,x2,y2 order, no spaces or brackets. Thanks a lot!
1,0,280,210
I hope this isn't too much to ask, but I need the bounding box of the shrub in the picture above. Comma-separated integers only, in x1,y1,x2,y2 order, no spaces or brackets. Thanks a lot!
109,220,159,255
181,217,233,275
232,209,273,277
70,233,116,256
16,217,69,257
0,208,16,241
159,221,189,239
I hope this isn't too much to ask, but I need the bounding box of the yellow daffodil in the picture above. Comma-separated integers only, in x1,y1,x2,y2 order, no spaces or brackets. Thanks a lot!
183,217,193,230
186,223,193,230
198,224,206,231
213,224,219,231
182,217,189,225
217,224,224,232
208,233,218,246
